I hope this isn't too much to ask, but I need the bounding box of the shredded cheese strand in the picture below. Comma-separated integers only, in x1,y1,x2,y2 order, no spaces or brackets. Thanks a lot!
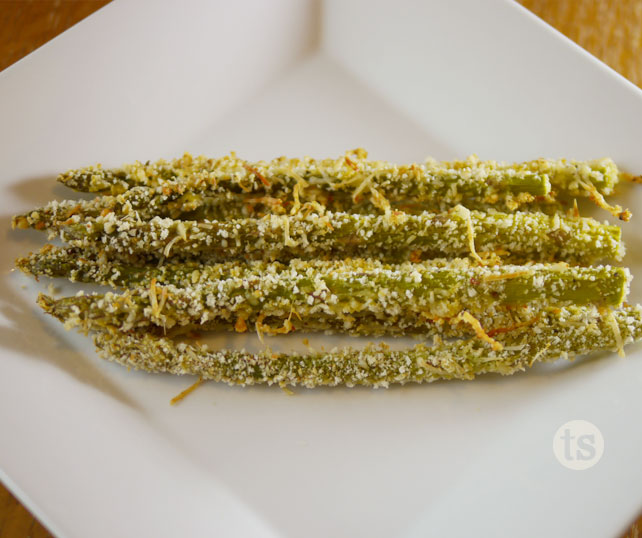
453,204,484,265
577,179,631,221
255,313,266,344
281,215,297,247
603,307,625,357
149,278,159,318
370,185,391,215
455,311,503,351
170,377,204,405
351,173,373,203
163,235,181,257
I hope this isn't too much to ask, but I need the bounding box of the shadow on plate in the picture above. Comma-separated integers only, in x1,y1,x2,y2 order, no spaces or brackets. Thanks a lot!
2,175,139,409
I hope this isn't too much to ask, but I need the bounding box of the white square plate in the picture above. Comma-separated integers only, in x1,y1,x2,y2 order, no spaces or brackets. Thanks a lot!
2,1,642,536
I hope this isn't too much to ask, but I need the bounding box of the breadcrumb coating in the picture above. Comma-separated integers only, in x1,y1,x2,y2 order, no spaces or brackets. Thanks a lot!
90,305,642,388
47,207,623,265
57,150,621,213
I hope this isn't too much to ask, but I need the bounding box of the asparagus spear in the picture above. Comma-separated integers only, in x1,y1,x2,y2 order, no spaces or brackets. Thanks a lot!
56,150,551,203
35,260,629,338
20,245,625,308
37,293,464,338
56,150,630,216
88,305,642,387
16,246,495,288
11,186,301,232
15,245,253,287
48,207,623,264
56,150,620,197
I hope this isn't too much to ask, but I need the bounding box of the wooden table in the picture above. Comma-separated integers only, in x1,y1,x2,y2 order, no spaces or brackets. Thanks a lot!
0,1,641,536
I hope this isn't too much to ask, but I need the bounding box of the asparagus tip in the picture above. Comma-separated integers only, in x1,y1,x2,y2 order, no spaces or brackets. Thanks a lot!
37,293,56,315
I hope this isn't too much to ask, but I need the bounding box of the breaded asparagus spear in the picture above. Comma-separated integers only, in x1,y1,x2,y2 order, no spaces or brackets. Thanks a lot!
16,247,493,288
45,207,623,264
88,305,642,387
35,260,629,337
16,245,253,287
19,245,622,304
56,150,553,209
54,150,631,216
56,149,622,198
37,293,463,338
11,187,296,232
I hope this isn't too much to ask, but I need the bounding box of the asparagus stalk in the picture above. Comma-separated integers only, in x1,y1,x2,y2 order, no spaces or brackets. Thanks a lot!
56,150,552,203
11,188,268,231
48,207,623,264
15,246,486,288
12,185,317,231
56,150,621,197
56,150,630,216
88,305,642,387
16,245,253,287
19,245,625,306
37,293,462,338
35,260,629,337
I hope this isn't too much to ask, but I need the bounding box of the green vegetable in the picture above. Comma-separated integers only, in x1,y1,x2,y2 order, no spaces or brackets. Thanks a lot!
47,207,623,265
34,259,629,339
88,305,642,387
18,247,628,307
56,150,554,211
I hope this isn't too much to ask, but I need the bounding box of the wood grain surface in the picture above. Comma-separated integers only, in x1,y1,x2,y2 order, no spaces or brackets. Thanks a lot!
0,1,641,537
521,0,642,88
